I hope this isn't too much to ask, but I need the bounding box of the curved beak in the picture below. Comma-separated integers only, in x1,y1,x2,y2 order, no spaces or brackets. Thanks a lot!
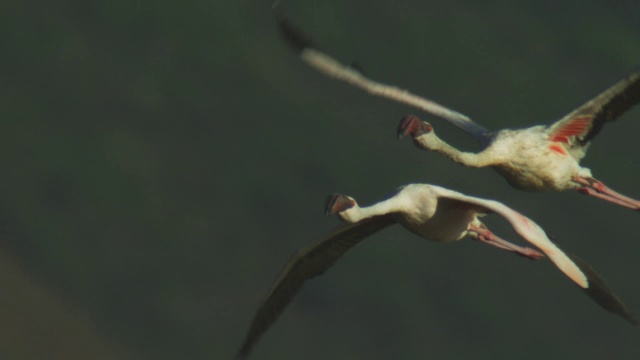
397,115,420,140
324,193,354,216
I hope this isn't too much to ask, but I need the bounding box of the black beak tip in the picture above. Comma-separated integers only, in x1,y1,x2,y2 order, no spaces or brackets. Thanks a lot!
397,115,416,141
325,194,338,216
397,131,406,141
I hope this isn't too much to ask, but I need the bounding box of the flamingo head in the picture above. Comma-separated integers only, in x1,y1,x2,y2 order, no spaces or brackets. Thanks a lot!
397,115,433,140
325,193,357,217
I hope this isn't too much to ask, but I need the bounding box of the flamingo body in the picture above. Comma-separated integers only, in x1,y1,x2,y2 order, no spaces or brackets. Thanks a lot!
276,12,640,210
465,126,591,191
493,130,591,192
236,183,637,358
339,184,486,242
396,66,640,208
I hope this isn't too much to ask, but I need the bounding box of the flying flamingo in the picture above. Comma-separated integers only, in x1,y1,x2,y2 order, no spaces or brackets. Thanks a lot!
276,13,640,210
236,184,636,358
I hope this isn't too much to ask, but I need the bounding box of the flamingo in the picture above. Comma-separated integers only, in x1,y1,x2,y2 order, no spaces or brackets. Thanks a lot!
236,184,636,358
276,13,640,210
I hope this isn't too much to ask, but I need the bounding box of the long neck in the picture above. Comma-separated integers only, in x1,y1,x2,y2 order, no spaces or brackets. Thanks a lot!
415,135,491,168
340,198,401,223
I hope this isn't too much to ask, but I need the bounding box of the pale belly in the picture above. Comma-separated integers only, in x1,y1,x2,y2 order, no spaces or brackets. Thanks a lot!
494,158,578,191
400,200,477,243
487,130,584,192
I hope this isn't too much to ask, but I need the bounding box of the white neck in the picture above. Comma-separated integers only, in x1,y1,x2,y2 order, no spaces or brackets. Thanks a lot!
415,134,492,168
339,197,400,223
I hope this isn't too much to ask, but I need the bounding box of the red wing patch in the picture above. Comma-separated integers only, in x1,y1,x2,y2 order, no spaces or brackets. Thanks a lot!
549,143,568,156
549,116,592,143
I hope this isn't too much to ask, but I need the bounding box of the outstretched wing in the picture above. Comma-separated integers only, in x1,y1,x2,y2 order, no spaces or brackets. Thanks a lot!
275,12,493,147
236,215,396,359
548,69,640,147
565,253,638,326
431,185,637,325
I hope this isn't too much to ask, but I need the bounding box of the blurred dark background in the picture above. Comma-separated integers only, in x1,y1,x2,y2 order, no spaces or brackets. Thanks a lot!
1,0,640,359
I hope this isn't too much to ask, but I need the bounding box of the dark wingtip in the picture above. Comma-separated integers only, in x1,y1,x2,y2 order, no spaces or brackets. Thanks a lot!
234,349,248,360
274,9,316,53
234,334,253,360
567,252,638,325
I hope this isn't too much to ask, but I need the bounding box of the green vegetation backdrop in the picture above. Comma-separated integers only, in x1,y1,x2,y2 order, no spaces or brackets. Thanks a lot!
1,1,640,359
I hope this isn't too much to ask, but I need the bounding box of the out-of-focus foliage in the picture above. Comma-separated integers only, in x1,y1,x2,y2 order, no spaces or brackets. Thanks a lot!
1,1,639,359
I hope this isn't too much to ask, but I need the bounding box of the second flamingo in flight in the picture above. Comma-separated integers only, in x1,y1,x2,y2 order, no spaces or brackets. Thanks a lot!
277,13,640,210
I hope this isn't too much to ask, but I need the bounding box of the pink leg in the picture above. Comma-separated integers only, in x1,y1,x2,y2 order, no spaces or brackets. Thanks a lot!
573,177,640,211
468,224,544,260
